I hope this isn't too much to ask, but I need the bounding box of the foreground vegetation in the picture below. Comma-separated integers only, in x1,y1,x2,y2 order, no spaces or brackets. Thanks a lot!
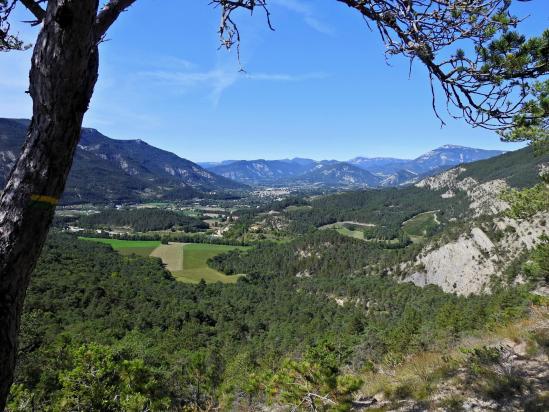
357,306,549,411
7,233,544,411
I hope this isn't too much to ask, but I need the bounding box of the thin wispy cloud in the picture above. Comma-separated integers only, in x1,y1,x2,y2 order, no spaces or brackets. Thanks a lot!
271,0,334,35
138,68,327,106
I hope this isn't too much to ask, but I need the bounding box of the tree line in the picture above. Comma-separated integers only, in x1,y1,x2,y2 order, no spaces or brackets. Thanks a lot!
77,208,208,232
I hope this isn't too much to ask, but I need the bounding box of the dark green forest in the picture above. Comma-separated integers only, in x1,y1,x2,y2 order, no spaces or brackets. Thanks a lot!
209,230,421,277
77,208,208,232
286,187,468,236
9,233,538,410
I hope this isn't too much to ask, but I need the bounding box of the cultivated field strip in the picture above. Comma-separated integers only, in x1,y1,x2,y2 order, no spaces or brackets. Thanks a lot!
150,242,185,272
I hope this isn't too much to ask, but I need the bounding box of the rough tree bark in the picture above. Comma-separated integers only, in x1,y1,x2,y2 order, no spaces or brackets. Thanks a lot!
0,0,100,407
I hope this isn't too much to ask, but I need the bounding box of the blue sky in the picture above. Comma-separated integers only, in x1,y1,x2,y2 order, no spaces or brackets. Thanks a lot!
1,0,547,161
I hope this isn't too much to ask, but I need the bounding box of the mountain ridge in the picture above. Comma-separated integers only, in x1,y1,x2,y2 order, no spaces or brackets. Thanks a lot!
0,118,245,204
203,145,506,187
287,161,381,187
0,118,512,197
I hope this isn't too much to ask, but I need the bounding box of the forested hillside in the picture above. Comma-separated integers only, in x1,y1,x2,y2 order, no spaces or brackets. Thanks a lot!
458,146,549,188
2,0,547,410
209,230,421,277
5,117,548,412
8,233,543,410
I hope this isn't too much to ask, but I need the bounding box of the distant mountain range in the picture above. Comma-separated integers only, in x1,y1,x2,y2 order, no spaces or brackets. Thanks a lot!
200,145,506,187
0,118,510,203
201,159,317,184
0,118,244,204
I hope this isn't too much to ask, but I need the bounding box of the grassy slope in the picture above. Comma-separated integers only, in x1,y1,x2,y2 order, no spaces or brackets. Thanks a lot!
321,223,409,243
320,222,375,241
358,303,549,410
336,226,365,240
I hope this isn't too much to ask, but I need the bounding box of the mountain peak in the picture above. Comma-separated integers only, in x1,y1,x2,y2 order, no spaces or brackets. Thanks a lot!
438,144,468,150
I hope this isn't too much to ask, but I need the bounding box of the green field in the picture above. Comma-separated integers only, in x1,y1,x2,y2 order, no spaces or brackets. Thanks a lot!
402,211,439,238
321,214,440,243
135,202,176,208
79,237,161,257
79,237,244,284
321,222,409,244
172,244,247,284
117,247,159,257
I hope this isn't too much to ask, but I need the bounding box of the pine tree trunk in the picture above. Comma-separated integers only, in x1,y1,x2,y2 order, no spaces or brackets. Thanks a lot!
0,1,99,407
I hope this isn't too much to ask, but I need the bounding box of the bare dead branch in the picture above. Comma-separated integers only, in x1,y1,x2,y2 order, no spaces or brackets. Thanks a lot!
211,0,273,67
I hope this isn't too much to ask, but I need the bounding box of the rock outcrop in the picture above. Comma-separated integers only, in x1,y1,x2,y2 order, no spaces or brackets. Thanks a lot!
403,214,548,295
